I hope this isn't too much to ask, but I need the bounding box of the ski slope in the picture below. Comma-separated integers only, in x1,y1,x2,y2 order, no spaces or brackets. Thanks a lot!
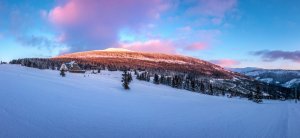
0,64,299,138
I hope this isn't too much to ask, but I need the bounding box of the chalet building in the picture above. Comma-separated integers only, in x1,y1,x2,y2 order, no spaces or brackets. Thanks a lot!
60,63,68,71
60,61,86,73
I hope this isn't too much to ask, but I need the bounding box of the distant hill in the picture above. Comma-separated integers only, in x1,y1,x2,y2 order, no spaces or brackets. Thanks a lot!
54,48,237,79
229,67,300,88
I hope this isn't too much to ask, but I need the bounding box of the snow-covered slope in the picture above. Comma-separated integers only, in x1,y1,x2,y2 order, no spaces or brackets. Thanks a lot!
0,64,300,138
101,48,133,52
53,49,234,78
228,67,262,73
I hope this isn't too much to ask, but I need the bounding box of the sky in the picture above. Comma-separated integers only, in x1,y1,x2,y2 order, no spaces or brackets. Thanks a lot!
0,0,300,69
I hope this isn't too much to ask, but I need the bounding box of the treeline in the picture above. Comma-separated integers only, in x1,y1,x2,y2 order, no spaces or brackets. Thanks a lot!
10,58,62,70
52,57,232,79
0,61,7,64
135,71,265,102
10,58,106,71
134,70,295,102
9,58,296,101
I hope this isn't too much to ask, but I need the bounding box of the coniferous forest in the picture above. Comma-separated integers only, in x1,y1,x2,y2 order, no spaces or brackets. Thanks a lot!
9,57,298,103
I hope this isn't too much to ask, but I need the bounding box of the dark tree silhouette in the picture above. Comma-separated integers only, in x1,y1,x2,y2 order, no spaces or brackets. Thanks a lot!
154,74,159,84
122,71,130,90
209,83,213,95
253,85,263,103
200,81,205,93
60,70,66,77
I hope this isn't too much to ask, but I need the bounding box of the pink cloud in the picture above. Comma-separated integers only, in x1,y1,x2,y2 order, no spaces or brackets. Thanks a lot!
119,40,176,54
48,0,168,52
210,59,240,67
185,42,208,51
49,0,79,26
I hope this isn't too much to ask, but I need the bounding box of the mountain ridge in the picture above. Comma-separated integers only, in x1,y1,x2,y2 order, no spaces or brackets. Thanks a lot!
54,49,237,79
229,67,300,88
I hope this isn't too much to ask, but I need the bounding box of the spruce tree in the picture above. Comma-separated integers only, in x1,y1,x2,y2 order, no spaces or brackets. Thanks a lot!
60,70,66,77
253,85,263,103
128,72,133,82
247,92,253,100
122,71,130,90
146,73,150,82
153,74,159,84
160,75,165,84
191,80,195,91
209,83,213,95
200,81,205,93
172,77,176,88
134,70,138,75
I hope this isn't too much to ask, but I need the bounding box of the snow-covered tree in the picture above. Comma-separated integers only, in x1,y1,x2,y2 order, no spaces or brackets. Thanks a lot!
60,70,66,77
160,75,165,84
128,72,132,83
122,71,130,90
253,85,263,103
191,80,196,91
200,81,205,93
209,83,213,95
153,74,159,84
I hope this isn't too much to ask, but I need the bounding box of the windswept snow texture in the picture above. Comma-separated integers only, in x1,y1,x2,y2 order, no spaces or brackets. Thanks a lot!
0,65,299,138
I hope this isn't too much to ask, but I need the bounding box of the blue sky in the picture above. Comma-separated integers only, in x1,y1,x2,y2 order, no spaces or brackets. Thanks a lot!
0,0,300,69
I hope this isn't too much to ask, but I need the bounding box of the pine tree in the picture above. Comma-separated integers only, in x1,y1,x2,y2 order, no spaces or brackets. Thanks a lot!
160,75,165,84
153,74,159,84
60,70,66,77
172,76,176,88
247,92,253,100
222,91,225,96
134,70,138,75
128,72,133,82
209,83,213,95
200,81,205,93
253,85,263,103
122,71,130,90
146,73,150,82
191,80,196,91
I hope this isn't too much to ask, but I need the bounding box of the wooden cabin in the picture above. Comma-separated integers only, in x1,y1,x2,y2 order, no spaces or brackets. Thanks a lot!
60,61,86,73
60,63,68,71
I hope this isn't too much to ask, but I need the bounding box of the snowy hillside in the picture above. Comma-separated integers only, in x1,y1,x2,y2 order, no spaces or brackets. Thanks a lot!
230,67,300,88
53,49,233,78
0,64,300,138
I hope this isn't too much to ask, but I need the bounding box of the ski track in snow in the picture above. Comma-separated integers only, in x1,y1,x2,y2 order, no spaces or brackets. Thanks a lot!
0,64,299,138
